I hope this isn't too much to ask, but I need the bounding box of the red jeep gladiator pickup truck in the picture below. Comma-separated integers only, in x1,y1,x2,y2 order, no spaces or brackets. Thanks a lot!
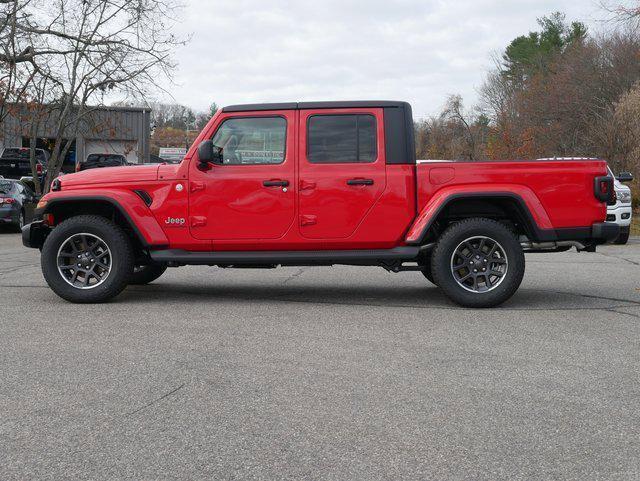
22,101,618,307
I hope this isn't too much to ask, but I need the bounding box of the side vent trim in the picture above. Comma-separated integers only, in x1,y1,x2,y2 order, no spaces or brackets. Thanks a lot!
133,189,153,207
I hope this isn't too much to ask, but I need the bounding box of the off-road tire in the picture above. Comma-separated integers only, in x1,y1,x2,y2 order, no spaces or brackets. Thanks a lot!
41,215,134,303
431,218,525,307
129,264,167,285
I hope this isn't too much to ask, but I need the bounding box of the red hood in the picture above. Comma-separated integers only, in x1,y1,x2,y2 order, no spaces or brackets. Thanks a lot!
60,164,161,187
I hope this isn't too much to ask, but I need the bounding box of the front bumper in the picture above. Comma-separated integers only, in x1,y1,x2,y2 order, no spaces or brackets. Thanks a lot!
22,220,50,249
606,204,633,227
591,222,620,242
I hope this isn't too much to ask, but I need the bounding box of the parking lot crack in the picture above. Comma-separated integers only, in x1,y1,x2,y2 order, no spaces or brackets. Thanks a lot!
282,267,307,284
531,288,640,307
125,383,185,417
0,263,39,276
598,252,640,266
607,309,640,320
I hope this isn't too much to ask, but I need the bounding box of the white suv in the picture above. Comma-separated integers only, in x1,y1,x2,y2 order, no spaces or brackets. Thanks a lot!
607,167,633,244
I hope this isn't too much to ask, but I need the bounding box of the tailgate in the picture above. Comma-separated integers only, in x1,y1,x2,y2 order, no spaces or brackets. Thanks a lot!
0,159,31,178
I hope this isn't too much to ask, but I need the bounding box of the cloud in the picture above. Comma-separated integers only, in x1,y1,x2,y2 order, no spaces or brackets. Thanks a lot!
160,0,608,118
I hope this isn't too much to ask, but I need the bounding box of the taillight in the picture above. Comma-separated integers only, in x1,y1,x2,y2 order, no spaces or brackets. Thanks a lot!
594,175,614,204
36,163,43,174
0,197,15,204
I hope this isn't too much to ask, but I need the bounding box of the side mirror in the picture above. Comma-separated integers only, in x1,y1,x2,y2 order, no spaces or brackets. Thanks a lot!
616,172,634,183
197,140,223,169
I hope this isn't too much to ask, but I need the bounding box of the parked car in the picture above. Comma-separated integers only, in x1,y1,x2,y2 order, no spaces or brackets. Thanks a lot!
23,101,619,306
0,178,38,231
158,147,186,163
606,168,633,244
76,153,128,172
0,147,48,180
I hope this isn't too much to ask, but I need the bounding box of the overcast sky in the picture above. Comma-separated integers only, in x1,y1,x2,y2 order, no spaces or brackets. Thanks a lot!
157,0,624,119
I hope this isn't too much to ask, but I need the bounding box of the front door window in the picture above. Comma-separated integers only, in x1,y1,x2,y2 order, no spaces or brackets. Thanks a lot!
211,117,286,165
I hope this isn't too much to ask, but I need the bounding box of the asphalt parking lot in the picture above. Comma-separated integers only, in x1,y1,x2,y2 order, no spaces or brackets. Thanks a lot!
1,231,639,480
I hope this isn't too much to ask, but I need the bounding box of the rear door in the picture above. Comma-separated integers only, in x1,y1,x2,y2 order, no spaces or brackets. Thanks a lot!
297,109,386,239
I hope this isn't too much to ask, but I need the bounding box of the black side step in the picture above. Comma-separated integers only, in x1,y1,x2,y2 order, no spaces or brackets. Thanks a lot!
149,247,420,266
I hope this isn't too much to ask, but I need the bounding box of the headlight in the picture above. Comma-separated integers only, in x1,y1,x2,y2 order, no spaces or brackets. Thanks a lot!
616,190,631,204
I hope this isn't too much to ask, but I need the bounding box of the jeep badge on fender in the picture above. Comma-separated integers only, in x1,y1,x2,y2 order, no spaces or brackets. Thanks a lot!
22,101,619,306
164,217,186,226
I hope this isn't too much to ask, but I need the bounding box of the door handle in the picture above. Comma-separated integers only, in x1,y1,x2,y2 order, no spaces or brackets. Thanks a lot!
300,215,317,226
263,180,290,187
190,216,207,227
346,178,374,186
190,181,206,193
299,180,316,190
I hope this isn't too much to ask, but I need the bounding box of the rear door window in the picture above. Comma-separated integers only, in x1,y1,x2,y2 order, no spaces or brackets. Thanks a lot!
307,115,377,163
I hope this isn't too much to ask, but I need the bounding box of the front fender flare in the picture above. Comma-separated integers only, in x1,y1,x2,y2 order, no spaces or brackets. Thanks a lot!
41,190,169,248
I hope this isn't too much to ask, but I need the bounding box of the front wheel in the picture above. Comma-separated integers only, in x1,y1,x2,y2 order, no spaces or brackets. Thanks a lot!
41,215,134,303
431,218,525,307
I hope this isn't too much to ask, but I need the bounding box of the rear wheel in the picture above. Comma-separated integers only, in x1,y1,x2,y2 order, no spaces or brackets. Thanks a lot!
129,263,167,285
431,218,525,307
41,215,134,303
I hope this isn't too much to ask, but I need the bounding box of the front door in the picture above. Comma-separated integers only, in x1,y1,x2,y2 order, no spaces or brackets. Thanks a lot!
297,109,386,239
189,112,296,240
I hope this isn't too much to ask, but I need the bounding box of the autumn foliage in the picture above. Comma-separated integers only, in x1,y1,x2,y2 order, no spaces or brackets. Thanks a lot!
415,11,640,188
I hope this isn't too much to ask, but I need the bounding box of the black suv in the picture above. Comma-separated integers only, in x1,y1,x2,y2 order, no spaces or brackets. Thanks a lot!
77,153,128,171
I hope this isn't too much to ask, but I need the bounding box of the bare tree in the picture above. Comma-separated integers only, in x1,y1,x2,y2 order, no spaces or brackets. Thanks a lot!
613,81,640,174
600,1,640,28
0,0,39,125
414,95,488,161
1,0,186,191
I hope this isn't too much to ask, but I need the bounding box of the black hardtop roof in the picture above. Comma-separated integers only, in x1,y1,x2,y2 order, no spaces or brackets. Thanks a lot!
222,101,410,113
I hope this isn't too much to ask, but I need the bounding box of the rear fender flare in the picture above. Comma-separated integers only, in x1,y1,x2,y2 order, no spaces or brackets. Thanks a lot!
405,185,554,244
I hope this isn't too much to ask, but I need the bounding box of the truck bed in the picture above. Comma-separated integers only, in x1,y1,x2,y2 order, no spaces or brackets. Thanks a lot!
416,159,608,230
